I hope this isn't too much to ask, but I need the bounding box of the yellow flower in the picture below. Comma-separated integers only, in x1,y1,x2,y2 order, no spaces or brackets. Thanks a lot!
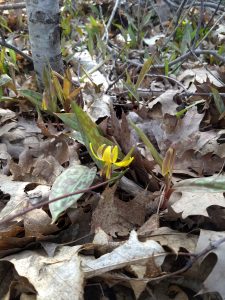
90,143,134,179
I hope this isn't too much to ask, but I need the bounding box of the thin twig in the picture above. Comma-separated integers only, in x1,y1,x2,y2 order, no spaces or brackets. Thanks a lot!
102,0,121,42
180,92,225,97
175,0,189,27
145,74,187,93
193,236,225,262
0,30,33,63
195,11,225,49
102,235,225,284
188,46,225,86
192,0,204,49
161,0,195,50
127,49,225,69
164,0,225,11
0,2,25,10
0,0,65,10
0,179,111,226
205,0,222,29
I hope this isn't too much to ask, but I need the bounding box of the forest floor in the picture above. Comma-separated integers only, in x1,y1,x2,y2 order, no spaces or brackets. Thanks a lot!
0,0,225,299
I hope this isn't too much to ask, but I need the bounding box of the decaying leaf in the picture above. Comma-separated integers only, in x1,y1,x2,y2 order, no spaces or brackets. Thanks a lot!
148,89,180,115
0,174,30,222
196,230,225,299
137,214,160,237
1,246,83,300
82,230,166,278
177,68,223,89
85,93,112,122
24,209,58,237
169,191,225,218
149,227,197,253
91,185,147,237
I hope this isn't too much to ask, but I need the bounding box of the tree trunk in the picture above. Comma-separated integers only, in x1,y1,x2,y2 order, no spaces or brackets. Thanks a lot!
25,0,63,88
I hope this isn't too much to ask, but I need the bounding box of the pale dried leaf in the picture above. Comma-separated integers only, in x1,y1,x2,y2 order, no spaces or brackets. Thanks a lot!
159,107,204,156
169,191,225,218
177,68,223,88
24,209,58,237
129,280,147,300
82,231,166,278
2,246,83,300
0,174,29,222
150,227,197,253
196,230,225,299
148,89,179,115
0,109,16,124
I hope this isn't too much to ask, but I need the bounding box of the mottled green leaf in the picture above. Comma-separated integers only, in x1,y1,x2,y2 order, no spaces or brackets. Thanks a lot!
49,165,96,222
164,59,169,77
174,175,225,192
19,89,42,107
69,130,85,145
56,112,79,131
52,73,64,105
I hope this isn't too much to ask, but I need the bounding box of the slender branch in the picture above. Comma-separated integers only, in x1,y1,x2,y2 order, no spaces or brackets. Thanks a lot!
127,49,225,69
0,0,65,10
102,0,121,42
188,46,224,86
0,2,25,10
195,236,225,260
104,235,225,284
192,0,204,49
0,30,33,63
205,0,222,29
175,0,189,27
181,92,225,97
162,0,195,50
145,74,188,92
164,0,225,11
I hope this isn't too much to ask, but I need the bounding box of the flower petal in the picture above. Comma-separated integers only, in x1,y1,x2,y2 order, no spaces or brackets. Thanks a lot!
97,144,106,159
114,156,134,167
89,143,103,162
122,147,134,161
111,146,118,163
102,146,113,163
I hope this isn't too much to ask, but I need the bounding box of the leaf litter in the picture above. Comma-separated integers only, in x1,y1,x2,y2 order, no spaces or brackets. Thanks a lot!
1,0,225,299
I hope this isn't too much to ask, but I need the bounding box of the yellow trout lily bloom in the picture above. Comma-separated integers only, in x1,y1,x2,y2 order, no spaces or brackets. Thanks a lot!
90,143,134,179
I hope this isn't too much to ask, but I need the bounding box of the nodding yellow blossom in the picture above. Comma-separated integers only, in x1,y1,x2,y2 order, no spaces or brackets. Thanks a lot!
90,143,134,179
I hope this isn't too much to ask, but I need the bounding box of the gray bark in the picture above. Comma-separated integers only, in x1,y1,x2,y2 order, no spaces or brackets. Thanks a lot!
25,0,63,88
